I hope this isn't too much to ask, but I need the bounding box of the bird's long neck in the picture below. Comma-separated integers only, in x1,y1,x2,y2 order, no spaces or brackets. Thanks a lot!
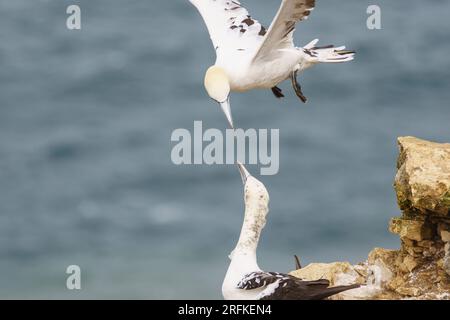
234,204,267,256
224,198,268,292
229,196,268,274
222,179,270,298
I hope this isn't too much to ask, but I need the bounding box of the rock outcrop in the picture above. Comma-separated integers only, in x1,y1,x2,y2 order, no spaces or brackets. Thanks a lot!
290,137,450,299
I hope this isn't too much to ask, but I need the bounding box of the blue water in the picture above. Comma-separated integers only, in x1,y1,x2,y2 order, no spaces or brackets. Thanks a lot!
0,0,449,299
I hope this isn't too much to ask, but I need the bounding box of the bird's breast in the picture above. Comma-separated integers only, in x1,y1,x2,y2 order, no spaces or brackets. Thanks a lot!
223,54,300,92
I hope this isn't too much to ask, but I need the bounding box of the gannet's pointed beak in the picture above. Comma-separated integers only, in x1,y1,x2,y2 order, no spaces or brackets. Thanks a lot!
220,98,234,129
237,162,250,185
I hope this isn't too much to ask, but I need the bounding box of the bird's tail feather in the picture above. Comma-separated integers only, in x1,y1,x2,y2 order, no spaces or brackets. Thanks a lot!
302,39,355,63
311,284,360,300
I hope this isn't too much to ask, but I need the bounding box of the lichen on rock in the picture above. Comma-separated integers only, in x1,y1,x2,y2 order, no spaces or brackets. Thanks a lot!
290,137,450,299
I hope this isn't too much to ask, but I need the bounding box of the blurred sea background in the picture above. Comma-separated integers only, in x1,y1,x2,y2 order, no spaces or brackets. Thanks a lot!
0,0,449,299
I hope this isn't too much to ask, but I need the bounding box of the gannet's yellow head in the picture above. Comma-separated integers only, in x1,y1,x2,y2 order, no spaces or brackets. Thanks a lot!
204,66,233,128
204,66,230,103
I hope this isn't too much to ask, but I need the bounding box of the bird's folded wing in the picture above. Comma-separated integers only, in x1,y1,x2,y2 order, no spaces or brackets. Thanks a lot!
189,0,266,52
237,271,290,290
237,271,339,300
252,0,316,62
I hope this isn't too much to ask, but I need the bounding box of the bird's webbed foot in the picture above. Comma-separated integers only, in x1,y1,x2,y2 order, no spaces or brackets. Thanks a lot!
291,70,307,103
271,86,285,99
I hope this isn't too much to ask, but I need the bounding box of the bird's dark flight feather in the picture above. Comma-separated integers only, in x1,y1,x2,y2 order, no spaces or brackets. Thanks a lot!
238,271,359,300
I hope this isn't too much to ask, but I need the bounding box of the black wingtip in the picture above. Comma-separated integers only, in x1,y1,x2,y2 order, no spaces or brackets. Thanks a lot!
336,50,356,55
294,255,302,270
317,283,360,300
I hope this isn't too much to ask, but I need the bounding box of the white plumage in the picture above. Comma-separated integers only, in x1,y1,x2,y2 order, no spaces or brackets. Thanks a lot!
222,164,360,300
189,0,355,128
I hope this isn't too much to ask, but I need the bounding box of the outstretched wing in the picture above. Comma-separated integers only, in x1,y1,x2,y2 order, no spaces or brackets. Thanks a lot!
237,271,359,300
252,0,316,62
189,0,266,52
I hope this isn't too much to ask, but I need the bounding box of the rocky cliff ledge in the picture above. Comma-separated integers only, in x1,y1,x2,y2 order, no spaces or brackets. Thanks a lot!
290,137,450,300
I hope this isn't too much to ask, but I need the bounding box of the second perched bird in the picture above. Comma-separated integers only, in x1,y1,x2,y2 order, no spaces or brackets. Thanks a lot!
189,0,355,128
222,163,359,300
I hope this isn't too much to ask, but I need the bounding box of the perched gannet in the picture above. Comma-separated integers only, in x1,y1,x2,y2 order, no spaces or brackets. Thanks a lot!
222,163,359,300
189,0,355,128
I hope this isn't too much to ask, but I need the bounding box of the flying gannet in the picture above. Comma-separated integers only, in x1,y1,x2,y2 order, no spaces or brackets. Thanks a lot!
189,0,355,128
222,163,359,300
